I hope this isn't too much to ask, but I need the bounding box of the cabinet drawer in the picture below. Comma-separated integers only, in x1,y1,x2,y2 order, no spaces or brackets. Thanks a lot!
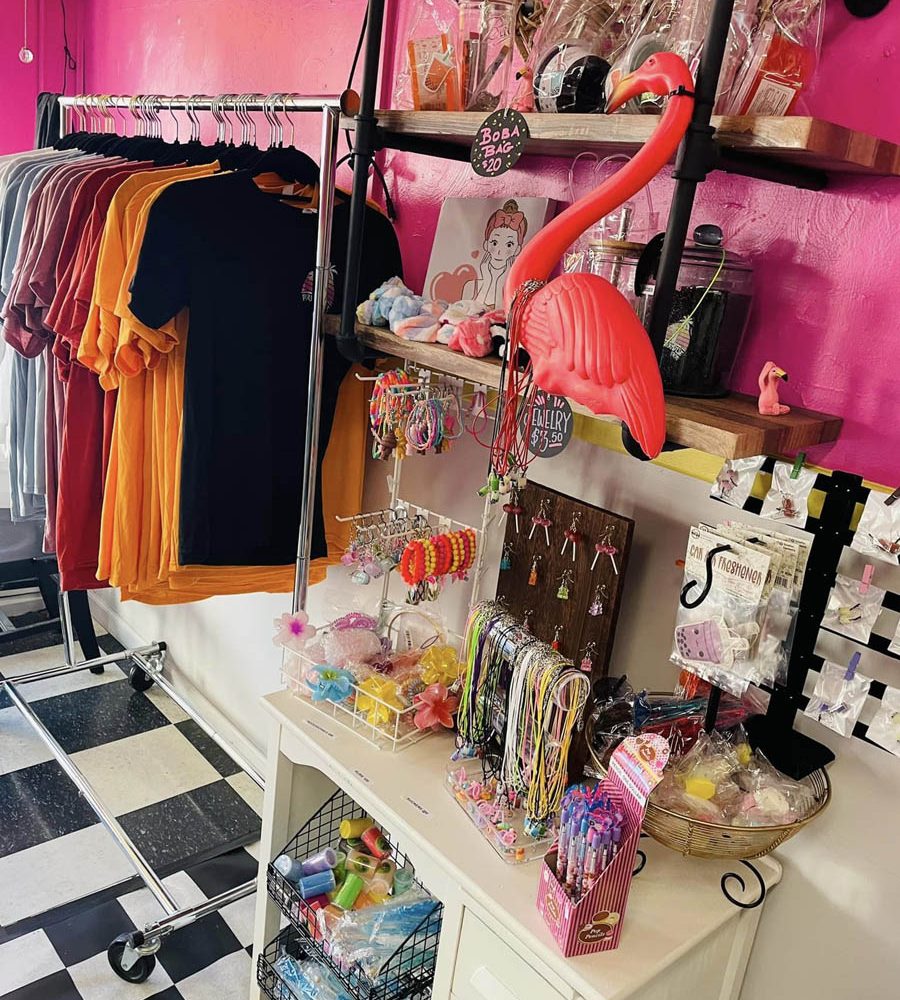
452,910,567,1000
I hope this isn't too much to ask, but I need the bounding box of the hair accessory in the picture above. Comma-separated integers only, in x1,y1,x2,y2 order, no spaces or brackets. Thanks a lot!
413,682,460,730
561,512,583,561
529,500,553,547
273,611,317,653
500,542,513,571
579,641,597,674
588,583,608,617
591,529,619,574
528,555,542,586
306,667,355,703
551,624,564,651
503,487,524,534
557,569,573,600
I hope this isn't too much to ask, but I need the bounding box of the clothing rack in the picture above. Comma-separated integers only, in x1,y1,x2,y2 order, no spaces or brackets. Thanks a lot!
0,91,344,981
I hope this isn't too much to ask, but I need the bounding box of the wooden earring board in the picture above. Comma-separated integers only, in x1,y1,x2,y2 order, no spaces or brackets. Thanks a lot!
494,481,634,680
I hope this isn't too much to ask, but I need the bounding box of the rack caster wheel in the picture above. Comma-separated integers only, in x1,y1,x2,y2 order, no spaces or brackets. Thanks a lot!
129,665,155,692
89,665,105,675
107,933,156,983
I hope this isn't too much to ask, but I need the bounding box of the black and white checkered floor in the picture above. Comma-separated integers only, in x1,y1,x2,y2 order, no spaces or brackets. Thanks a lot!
0,606,262,999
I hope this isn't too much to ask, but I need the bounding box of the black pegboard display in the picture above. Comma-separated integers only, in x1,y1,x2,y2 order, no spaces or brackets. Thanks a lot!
713,463,900,769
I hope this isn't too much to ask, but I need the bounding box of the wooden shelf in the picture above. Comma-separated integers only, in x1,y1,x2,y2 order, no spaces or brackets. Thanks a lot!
347,111,900,177
328,317,843,459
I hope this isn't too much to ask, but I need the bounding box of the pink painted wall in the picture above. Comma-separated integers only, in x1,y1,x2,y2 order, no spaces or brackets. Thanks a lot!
0,0,81,153
57,1,900,485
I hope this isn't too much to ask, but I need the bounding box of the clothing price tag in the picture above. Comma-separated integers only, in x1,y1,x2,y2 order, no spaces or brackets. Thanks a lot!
304,718,336,740
523,390,573,458
405,796,432,818
470,108,529,177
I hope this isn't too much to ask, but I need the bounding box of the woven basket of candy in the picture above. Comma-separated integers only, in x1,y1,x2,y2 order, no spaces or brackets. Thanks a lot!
642,767,830,860
276,607,464,752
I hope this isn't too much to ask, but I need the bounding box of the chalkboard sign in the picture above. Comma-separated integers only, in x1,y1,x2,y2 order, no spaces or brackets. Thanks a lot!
523,390,573,458
470,108,529,177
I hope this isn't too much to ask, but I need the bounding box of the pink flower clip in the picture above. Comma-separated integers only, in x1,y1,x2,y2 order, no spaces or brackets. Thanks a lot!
273,611,317,653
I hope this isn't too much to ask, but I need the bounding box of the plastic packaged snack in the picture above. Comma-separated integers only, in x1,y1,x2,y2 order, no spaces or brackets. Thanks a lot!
326,886,440,981
726,0,825,115
394,0,462,110
274,952,354,1000
804,657,872,737
851,490,900,566
709,455,766,507
821,573,885,644
759,461,817,526
866,686,900,757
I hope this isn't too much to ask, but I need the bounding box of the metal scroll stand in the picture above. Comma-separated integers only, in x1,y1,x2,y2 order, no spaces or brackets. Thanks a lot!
0,92,343,983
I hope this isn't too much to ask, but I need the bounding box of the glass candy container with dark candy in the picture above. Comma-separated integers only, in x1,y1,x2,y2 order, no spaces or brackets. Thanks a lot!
588,226,754,397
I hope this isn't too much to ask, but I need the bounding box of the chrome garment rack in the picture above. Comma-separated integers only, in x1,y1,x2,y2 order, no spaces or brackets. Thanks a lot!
0,90,345,982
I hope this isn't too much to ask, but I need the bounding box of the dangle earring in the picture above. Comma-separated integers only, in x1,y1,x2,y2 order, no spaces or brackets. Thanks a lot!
591,528,619,574
588,583,608,617
503,486,524,534
528,499,553,547
523,609,534,632
551,624,563,651
560,512,583,561
528,554,542,586
500,542,513,571
557,569,573,600
579,641,597,674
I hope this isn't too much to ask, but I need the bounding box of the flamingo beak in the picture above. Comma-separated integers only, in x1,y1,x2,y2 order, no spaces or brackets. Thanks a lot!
772,366,788,381
605,70,642,114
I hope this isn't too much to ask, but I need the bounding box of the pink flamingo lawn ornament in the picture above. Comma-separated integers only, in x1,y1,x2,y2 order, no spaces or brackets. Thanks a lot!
757,361,790,415
498,53,695,462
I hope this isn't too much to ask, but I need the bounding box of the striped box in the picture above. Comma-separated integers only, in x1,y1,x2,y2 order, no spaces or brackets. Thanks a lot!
536,734,669,957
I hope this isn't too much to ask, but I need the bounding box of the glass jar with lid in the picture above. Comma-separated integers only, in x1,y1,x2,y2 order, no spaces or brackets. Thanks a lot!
456,1,517,112
588,228,754,397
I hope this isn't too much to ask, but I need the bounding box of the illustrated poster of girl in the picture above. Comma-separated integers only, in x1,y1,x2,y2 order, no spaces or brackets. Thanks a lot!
462,199,528,307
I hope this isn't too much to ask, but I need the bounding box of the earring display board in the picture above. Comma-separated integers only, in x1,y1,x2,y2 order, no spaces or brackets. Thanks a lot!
495,481,633,677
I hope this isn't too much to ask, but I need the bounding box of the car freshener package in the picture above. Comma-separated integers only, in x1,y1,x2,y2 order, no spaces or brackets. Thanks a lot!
709,455,766,507
851,491,900,566
671,526,771,696
759,461,817,526
804,657,872,737
394,0,462,111
821,573,885,644
867,686,900,757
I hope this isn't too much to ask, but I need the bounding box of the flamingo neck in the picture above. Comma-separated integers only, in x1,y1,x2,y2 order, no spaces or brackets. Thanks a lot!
504,95,694,310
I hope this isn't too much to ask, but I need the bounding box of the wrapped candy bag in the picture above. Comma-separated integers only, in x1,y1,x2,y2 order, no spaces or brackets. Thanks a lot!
804,657,872,738
651,730,742,823
821,573,885,644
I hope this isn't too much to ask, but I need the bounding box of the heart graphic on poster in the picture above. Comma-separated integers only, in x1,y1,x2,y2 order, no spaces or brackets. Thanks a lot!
430,264,477,303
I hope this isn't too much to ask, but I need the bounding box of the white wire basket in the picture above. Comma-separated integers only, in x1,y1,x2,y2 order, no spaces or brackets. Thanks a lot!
281,606,459,752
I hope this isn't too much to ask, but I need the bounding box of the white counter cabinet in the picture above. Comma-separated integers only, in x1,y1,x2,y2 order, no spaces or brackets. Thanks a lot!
250,691,781,1000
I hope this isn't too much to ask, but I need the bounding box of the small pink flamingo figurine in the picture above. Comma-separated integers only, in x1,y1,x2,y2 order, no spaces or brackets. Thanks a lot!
758,362,790,415
510,67,535,112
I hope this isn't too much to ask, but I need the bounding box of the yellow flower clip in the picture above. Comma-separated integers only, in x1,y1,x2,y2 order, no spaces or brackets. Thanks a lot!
356,676,404,727
420,645,462,687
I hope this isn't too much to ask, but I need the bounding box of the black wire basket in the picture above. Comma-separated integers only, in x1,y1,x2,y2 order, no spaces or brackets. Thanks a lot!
267,788,442,1000
257,927,319,1000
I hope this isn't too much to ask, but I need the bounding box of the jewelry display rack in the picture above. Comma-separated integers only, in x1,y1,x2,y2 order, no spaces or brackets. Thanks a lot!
0,91,345,982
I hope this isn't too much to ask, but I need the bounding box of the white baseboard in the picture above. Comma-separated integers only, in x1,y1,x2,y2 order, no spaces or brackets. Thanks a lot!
87,593,267,780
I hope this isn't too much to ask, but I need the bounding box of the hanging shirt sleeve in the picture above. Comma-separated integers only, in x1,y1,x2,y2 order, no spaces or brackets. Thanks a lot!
128,187,189,330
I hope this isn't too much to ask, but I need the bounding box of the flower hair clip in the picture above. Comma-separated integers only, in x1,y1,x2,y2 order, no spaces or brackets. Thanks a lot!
273,611,317,653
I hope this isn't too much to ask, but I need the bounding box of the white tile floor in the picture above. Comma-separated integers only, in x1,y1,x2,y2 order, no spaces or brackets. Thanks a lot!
70,726,223,815
0,824,135,926
0,928,65,995
0,704,55,774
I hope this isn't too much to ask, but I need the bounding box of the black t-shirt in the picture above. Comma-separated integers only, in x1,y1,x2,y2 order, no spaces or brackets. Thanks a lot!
129,170,402,567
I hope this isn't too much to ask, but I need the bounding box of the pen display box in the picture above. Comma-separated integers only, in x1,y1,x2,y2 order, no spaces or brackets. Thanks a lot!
536,734,669,957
